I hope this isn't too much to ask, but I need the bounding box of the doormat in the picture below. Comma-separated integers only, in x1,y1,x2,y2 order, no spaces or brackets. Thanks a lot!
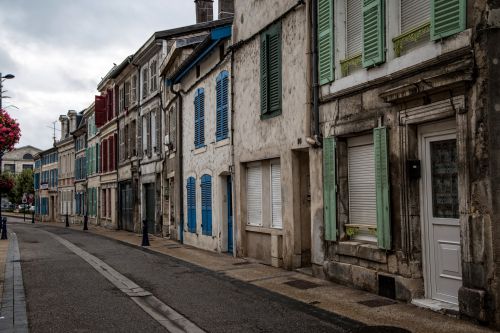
357,299,397,308
283,279,320,290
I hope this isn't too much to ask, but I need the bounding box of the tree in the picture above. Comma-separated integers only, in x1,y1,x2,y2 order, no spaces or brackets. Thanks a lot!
8,169,33,204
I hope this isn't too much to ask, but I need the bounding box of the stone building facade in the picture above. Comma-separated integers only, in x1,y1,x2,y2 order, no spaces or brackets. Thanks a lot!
314,0,500,326
1,145,41,174
232,0,313,268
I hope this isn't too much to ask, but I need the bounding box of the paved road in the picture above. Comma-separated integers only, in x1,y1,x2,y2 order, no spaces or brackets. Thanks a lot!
8,221,364,333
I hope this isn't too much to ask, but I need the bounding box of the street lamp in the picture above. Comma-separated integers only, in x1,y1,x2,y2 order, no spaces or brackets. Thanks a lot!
0,73,15,110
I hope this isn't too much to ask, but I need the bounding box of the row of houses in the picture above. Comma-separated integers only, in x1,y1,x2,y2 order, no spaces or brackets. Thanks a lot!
32,0,500,327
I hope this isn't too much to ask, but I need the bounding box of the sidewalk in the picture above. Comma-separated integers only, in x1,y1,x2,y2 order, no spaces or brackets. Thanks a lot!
43,221,493,333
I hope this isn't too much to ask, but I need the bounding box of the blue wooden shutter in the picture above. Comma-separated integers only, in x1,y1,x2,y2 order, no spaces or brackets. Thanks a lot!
431,0,466,40
374,127,391,249
187,177,196,233
199,89,205,146
216,71,229,141
362,0,385,68
201,175,212,236
323,137,337,241
318,0,334,84
194,93,199,147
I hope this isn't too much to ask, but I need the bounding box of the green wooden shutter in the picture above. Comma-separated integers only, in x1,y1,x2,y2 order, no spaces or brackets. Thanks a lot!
318,0,334,85
268,23,282,114
362,0,385,68
260,33,269,115
323,136,337,241
374,127,391,250
430,0,466,40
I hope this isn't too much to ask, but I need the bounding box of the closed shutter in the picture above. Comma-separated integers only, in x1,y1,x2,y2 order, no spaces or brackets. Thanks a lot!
362,0,385,68
401,0,430,33
199,90,205,146
187,177,196,233
247,165,262,226
260,22,282,115
113,133,117,170
323,137,337,241
374,127,391,249
431,0,465,40
348,135,376,231
147,113,152,157
271,163,282,229
137,116,143,158
155,110,161,154
346,0,363,57
216,71,229,141
151,111,156,151
96,143,99,174
95,96,107,127
194,93,200,146
318,0,334,84
201,175,212,236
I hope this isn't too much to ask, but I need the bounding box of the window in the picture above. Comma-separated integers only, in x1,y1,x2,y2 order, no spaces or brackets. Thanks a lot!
271,163,282,228
118,85,124,113
142,67,148,100
346,0,363,58
131,75,138,103
186,177,196,233
142,115,148,155
23,153,33,160
22,164,33,170
130,120,136,156
151,111,157,152
201,175,212,236
216,71,229,141
401,0,430,33
247,164,262,226
260,21,282,119
124,81,130,110
150,59,158,92
194,88,205,148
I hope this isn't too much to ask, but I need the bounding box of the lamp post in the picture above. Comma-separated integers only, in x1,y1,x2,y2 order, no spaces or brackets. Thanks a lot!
0,73,15,110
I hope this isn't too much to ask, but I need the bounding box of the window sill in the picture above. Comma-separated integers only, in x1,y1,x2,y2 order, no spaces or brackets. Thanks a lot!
214,138,230,149
260,110,281,120
246,224,283,236
336,240,387,264
193,146,207,155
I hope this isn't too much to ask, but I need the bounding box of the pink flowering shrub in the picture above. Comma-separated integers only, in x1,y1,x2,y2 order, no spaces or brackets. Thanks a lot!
0,108,20,152
0,174,14,193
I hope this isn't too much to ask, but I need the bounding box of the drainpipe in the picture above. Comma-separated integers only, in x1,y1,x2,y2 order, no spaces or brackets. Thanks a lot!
169,83,184,243
310,0,321,146
230,48,236,257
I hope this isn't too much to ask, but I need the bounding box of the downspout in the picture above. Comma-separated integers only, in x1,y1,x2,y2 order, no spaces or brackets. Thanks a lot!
230,47,236,257
169,83,184,243
310,0,321,146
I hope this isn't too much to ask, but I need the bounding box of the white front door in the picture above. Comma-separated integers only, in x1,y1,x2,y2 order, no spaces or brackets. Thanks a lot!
420,122,462,305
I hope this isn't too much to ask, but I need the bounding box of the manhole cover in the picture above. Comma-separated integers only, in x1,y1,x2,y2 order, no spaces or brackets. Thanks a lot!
283,279,320,290
233,261,250,266
353,326,411,333
358,299,397,308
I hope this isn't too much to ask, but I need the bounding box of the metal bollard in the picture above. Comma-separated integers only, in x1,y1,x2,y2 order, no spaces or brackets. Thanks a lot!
83,214,88,231
31,211,35,224
1,217,7,240
65,214,69,227
141,219,150,247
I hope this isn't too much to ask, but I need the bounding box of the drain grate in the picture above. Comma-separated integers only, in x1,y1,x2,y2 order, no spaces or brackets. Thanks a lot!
233,261,251,266
284,279,320,290
358,299,397,308
352,326,411,333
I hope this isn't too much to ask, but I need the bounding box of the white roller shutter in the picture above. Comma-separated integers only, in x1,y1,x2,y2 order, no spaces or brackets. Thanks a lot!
346,0,363,57
247,165,262,226
271,163,282,229
348,135,376,227
401,0,430,33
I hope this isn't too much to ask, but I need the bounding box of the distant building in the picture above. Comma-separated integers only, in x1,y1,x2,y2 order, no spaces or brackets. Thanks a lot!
1,145,42,174
33,147,58,223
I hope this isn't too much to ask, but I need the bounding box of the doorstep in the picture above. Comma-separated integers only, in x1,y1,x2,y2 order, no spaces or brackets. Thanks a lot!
412,298,459,315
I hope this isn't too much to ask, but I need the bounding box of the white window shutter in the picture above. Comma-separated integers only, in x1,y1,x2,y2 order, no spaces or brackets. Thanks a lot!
346,0,363,57
247,165,262,226
271,163,282,229
348,136,377,228
401,0,430,33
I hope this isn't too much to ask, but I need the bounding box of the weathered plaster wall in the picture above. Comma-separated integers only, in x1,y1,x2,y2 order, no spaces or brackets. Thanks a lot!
181,50,232,253
233,0,310,269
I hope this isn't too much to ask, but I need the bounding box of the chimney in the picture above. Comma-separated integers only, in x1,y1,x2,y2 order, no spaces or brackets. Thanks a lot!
218,0,234,19
195,0,213,23
59,115,69,140
68,110,77,133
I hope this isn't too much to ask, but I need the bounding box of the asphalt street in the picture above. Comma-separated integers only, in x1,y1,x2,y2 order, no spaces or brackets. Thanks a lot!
8,220,364,333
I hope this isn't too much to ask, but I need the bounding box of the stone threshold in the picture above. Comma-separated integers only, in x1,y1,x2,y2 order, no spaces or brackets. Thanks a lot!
412,298,459,316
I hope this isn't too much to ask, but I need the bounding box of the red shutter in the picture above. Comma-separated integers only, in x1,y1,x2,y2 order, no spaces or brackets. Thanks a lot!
103,139,108,172
107,89,113,121
95,96,107,127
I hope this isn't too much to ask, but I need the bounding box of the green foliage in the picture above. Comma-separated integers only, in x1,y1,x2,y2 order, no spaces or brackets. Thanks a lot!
7,169,34,204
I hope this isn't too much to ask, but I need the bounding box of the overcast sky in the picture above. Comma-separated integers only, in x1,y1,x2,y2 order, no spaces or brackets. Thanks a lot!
0,0,218,151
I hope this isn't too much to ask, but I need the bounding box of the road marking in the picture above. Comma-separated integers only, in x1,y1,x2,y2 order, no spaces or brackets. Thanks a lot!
45,231,205,333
